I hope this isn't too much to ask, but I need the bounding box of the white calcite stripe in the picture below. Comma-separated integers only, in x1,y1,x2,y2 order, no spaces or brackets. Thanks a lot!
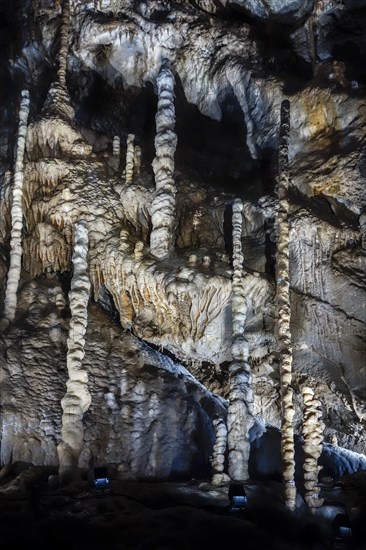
2,90,30,325
149,63,178,259
227,199,254,481
276,99,296,510
302,387,324,510
125,133,135,184
57,220,91,482
58,0,71,88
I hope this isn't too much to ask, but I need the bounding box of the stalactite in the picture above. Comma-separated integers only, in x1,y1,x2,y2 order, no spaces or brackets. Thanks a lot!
57,220,91,484
302,386,325,511
276,99,296,510
125,134,135,184
1,90,30,328
211,417,229,485
57,0,71,88
227,199,254,481
149,62,177,259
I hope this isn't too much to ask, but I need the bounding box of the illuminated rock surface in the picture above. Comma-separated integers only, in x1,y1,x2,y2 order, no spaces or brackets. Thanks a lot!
0,0,365,505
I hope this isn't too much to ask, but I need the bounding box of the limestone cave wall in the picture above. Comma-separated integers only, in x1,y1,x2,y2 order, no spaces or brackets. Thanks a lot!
0,0,365,481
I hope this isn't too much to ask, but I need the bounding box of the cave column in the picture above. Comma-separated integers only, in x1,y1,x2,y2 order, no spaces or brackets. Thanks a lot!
276,99,296,510
57,0,71,88
227,199,254,481
125,134,136,184
1,90,30,328
57,220,91,484
149,62,177,259
211,418,229,485
302,387,324,511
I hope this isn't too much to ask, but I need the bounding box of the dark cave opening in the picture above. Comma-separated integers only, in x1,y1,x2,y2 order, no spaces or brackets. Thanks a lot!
173,75,276,199
71,68,278,200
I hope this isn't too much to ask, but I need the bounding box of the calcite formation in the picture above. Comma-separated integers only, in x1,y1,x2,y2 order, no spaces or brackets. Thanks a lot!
1,90,30,326
302,386,325,511
227,199,254,481
150,62,178,259
57,220,91,482
276,100,296,509
0,0,365,495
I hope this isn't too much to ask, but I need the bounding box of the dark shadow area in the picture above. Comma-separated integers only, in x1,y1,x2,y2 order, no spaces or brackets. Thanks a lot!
174,74,268,197
223,203,233,261
329,8,366,85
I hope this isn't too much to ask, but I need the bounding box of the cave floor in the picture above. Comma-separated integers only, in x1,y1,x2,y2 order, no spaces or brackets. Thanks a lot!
0,477,365,549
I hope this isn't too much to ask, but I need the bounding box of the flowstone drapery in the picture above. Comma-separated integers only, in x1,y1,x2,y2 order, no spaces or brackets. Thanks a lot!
1,90,30,327
57,220,91,483
276,100,296,510
227,199,254,481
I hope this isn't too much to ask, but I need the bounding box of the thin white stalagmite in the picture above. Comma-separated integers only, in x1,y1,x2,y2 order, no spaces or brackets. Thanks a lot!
149,62,177,259
125,134,135,184
227,199,254,481
276,99,296,510
302,387,324,511
57,0,71,88
2,90,30,327
57,220,91,484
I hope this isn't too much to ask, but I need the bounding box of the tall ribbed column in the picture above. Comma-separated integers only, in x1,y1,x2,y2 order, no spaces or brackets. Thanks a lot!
57,220,91,484
2,90,30,327
125,134,135,184
227,199,254,481
149,62,177,259
276,99,296,510
211,418,229,485
57,0,71,88
302,387,324,511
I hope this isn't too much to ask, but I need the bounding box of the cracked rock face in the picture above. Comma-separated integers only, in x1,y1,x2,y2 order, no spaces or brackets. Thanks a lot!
0,0,365,477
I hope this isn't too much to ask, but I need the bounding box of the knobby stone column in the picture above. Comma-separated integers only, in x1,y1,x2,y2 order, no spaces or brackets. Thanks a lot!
302,387,324,511
149,62,177,259
2,90,30,327
276,99,296,510
57,220,91,484
211,418,229,485
57,0,71,88
227,199,254,481
125,133,135,184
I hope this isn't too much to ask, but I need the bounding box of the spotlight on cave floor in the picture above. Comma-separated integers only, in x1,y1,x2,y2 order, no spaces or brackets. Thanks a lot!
228,482,248,513
93,467,110,495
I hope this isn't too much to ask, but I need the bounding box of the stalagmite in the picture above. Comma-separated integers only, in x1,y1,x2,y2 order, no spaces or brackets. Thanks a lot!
113,135,120,157
211,417,230,485
276,99,296,510
149,62,178,259
57,220,91,483
57,0,71,88
125,134,135,184
134,145,142,176
302,387,324,510
227,199,254,481
1,90,30,327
